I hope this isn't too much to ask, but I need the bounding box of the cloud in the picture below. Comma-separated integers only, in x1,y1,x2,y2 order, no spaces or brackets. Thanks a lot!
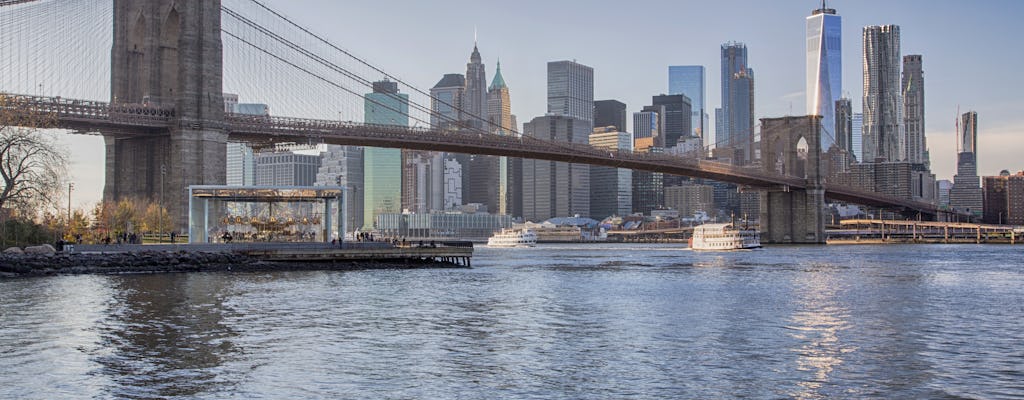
780,91,804,101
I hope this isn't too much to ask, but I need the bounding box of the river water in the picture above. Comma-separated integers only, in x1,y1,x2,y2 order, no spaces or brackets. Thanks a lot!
1,244,1022,399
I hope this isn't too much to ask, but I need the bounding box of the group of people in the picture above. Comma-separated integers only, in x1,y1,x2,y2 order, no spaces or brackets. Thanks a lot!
97,231,177,245
350,233,438,249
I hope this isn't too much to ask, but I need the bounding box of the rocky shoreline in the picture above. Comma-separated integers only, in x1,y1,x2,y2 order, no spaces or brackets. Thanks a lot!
0,250,466,278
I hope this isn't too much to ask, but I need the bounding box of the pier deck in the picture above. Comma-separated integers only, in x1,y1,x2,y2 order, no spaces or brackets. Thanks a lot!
70,242,474,267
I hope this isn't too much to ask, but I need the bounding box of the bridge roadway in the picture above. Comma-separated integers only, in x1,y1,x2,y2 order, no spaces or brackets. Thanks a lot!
2,94,939,216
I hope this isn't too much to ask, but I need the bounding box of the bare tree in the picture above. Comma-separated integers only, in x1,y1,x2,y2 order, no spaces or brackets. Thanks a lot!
0,94,68,215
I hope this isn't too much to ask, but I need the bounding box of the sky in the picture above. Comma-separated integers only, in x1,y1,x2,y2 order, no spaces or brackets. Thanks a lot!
57,0,1024,209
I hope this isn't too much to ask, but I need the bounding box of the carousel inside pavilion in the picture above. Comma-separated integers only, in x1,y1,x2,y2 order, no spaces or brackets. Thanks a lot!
187,186,345,244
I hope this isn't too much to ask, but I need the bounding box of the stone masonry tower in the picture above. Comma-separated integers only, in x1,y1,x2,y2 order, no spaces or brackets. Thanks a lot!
107,0,226,231
759,116,826,244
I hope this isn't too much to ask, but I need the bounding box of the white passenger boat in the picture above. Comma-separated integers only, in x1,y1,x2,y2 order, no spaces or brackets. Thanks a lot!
487,228,538,247
689,223,761,251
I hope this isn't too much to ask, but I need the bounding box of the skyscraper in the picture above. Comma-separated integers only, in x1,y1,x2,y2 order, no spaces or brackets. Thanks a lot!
589,127,633,220
471,61,516,214
460,43,490,211
594,100,627,131
547,60,594,123
316,145,363,234
430,73,466,211
487,61,513,134
363,80,408,230
463,43,488,130
949,111,983,217
668,65,708,137
521,115,591,221
633,110,659,151
224,97,267,187
835,98,853,155
852,112,863,162
255,151,321,186
632,110,663,215
430,73,465,130
806,4,842,149
649,94,692,149
720,42,755,165
902,54,927,165
862,25,901,163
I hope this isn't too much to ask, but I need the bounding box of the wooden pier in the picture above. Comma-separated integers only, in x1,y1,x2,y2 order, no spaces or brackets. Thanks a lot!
827,219,1022,245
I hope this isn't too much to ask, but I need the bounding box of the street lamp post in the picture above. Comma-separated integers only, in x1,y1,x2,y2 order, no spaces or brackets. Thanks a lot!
67,182,74,240
160,164,166,243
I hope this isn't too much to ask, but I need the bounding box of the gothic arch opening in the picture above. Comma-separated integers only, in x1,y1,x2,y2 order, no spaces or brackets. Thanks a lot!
125,12,146,103
159,7,180,104
795,136,809,179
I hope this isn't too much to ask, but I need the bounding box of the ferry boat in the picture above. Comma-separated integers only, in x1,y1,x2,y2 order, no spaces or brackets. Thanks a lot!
486,228,538,248
689,223,761,251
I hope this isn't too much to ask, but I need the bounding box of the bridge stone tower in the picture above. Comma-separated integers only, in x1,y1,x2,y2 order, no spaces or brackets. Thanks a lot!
759,116,826,244
107,0,226,231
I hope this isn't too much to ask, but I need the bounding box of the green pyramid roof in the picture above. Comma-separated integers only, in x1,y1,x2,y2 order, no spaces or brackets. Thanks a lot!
489,60,507,90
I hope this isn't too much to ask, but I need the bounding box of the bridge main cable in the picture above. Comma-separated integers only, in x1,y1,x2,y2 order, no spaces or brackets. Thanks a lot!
240,0,500,136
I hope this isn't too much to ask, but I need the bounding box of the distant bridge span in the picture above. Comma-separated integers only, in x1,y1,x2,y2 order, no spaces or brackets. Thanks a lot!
2,93,939,216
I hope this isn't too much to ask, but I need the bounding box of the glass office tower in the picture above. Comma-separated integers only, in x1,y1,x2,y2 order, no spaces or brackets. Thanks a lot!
668,65,707,137
806,5,842,150
363,80,409,230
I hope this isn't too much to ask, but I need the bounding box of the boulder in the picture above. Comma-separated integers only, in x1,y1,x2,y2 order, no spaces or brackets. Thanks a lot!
3,247,24,254
24,244,56,255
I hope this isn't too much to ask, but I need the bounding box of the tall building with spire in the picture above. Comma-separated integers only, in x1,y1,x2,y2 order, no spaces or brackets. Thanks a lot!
459,42,490,211
806,2,842,150
487,61,514,134
902,54,927,166
950,111,983,217
862,25,901,163
475,61,517,215
462,42,488,130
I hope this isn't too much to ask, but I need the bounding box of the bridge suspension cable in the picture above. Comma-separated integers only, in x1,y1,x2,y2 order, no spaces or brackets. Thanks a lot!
0,0,109,100
220,0,605,161
236,0,502,136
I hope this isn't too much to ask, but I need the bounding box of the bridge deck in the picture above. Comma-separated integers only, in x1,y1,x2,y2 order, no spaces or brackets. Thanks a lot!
1,94,942,216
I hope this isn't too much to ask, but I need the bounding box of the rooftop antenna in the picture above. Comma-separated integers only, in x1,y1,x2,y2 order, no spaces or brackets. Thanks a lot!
474,25,478,46
955,105,961,154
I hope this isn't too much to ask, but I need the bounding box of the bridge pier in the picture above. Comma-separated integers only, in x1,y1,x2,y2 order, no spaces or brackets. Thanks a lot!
759,116,826,244
760,186,826,244
105,0,226,232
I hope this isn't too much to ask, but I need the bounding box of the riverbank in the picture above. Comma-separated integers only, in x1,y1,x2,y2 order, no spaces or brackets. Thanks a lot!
0,243,472,278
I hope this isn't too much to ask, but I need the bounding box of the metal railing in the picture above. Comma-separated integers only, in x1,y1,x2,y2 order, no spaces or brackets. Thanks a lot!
1,94,938,214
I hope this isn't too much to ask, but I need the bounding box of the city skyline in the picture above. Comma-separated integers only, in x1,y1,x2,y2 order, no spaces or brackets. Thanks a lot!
58,0,1024,209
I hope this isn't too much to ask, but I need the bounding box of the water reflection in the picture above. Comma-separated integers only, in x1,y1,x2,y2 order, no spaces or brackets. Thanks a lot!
1,244,1022,398
0,276,112,399
94,274,239,399
787,265,853,399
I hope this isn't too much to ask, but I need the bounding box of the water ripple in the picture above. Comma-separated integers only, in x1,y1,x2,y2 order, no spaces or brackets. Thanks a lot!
1,244,1022,398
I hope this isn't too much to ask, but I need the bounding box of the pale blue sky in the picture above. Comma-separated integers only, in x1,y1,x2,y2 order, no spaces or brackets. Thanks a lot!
62,0,1024,208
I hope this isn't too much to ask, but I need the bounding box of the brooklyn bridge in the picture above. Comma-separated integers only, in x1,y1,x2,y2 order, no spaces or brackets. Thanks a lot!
0,0,942,244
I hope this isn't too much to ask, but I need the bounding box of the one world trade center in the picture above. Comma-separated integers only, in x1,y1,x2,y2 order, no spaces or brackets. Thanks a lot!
806,2,842,150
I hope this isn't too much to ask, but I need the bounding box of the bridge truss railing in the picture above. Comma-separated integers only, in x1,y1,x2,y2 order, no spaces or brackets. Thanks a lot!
225,112,810,189
0,94,174,129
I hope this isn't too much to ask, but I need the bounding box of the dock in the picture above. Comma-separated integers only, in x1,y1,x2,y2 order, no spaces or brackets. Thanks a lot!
69,241,474,268
827,219,1022,245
